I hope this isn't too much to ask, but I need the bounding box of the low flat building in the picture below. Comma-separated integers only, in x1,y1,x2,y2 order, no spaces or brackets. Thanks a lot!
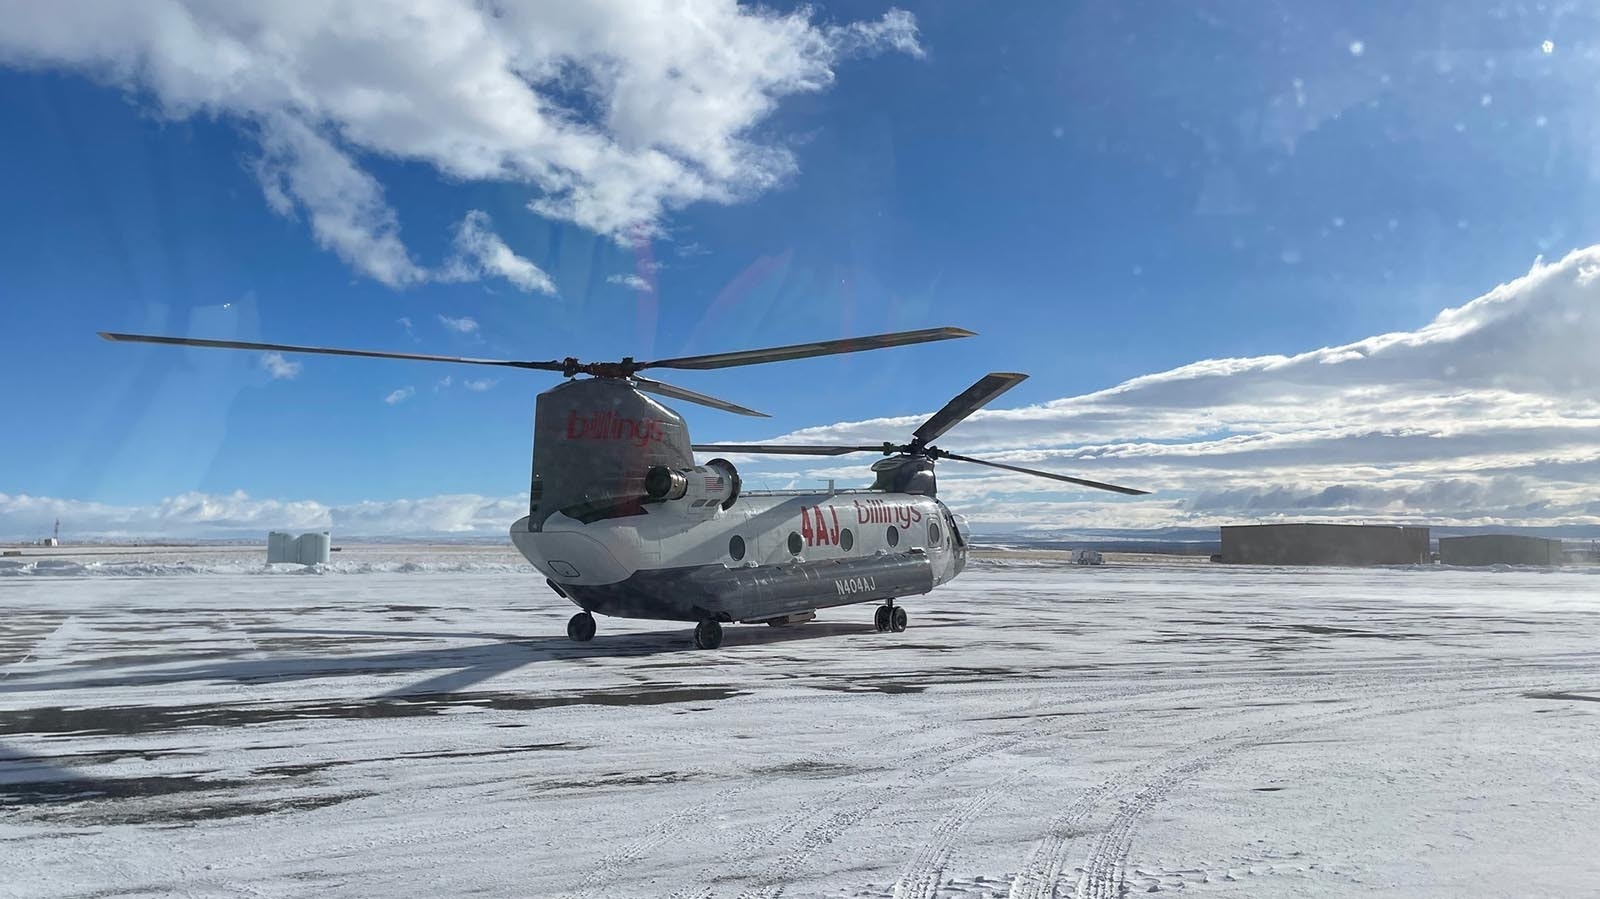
1218,523,1431,566
1439,534,1564,566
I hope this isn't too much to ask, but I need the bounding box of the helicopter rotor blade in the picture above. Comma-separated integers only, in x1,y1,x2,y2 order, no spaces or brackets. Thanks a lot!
690,443,888,456
98,332,566,371
912,372,1028,444
643,326,975,371
632,377,769,418
936,450,1150,496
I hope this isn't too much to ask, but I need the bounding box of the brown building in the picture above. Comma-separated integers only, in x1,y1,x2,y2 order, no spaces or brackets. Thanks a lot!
1218,523,1432,566
1438,535,1564,566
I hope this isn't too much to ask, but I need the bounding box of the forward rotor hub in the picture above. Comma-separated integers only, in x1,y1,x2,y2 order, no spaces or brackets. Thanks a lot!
561,357,641,379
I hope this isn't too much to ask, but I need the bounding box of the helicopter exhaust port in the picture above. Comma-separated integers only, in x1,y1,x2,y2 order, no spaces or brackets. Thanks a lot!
643,458,741,511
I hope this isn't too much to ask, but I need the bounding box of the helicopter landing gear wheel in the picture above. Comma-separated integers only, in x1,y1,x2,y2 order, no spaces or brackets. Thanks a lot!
566,612,596,642
890,606,908,633
693,618,723,650
874,605,892,632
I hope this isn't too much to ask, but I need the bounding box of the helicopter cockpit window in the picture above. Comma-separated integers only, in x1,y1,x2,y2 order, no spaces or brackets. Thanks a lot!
787,532,803,556
729,535,745,562
840,528,854,552
887,525,899,547
929,521,942,546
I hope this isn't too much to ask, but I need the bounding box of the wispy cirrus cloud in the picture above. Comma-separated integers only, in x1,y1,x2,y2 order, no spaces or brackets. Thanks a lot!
0,2,921,287
727,248,1600,532
383,386,415,406
441,210,555,296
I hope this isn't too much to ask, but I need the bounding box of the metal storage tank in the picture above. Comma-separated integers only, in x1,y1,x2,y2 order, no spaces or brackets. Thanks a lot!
1438,535,1563,566
267,531,295,563
268,530,331,564
1218,523,1431,566
295,531,332,565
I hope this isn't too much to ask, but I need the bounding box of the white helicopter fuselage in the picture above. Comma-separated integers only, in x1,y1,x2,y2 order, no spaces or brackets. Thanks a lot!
511,489,969,623
505,376,975,627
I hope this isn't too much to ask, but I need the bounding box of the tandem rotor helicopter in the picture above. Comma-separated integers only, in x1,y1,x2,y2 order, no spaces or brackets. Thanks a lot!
102,327,1147,649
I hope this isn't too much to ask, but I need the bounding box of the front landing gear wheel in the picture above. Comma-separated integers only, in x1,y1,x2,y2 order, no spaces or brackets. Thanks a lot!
890,606,908,633
694,618,724,650
566,612,596,642
874,605,892,632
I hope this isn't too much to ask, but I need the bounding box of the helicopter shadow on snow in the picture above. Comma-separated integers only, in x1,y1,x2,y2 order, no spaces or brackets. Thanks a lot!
381,620,886,695
0,619,893,701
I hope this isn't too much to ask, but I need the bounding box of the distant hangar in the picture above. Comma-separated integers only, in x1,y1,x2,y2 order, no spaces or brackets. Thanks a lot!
1218,523,1431,566
1438,534,1564,566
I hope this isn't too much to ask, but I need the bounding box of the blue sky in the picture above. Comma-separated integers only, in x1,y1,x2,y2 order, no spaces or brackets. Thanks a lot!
2,2,1599,536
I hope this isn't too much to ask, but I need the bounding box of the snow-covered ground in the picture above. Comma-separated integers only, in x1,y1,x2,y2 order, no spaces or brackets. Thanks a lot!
2,549,1597,898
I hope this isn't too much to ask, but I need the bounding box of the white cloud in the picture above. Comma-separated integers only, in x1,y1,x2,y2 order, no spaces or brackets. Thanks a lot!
255,112,426,287
442,210,556,295
606,273,651,291
433,375,496,393
436,314,477,334
384,386,415,405
260,352,302,380
0,490,524,539
729,248,1600,531
333,494,528,536
0,2,920,282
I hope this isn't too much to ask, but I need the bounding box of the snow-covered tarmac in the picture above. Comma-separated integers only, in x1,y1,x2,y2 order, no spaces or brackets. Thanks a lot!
3,549,1597,898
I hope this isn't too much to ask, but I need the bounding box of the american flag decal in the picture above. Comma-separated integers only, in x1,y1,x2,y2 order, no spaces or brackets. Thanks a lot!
705,477,723,490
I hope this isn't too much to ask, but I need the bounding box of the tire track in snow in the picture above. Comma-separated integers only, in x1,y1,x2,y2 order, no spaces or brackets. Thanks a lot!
739,681,1203,899
1066,692,1497,899
890,784,1015,899
730,662,1445,898
892,679,1314,899
1006,678,1382,899
733,727,1013,899
663,704,992,899
1073,753,1216,899
1004,769,1130,899
565,782,756,899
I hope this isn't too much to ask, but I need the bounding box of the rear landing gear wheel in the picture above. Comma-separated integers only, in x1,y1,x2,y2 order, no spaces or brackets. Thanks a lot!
874,605,892,632
890,606,908,633
694,618,724,650
567,612,596,642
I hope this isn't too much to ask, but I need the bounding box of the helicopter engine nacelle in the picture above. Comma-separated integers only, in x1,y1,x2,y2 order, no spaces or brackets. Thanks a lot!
643,458,741,513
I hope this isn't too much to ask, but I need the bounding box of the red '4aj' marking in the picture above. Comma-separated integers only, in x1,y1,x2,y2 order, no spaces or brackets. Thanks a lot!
799,505,841,546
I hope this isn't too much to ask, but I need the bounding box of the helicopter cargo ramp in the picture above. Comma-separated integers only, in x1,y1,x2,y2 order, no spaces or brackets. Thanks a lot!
3,545,1598,898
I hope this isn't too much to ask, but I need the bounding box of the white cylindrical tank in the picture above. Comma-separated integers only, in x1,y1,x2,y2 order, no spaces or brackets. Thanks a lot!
296,531,331,565
267,531,294,563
